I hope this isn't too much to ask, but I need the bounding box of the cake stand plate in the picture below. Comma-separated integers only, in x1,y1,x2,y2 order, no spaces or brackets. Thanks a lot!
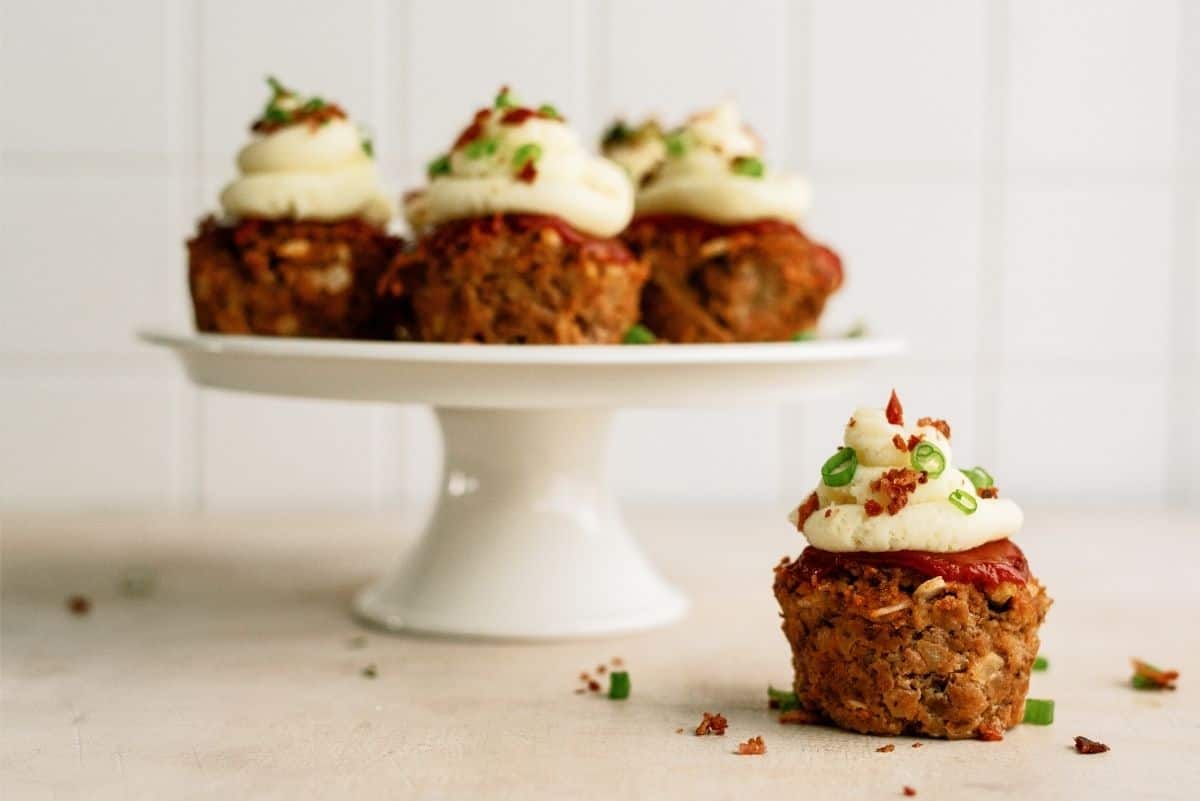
141,330,903,639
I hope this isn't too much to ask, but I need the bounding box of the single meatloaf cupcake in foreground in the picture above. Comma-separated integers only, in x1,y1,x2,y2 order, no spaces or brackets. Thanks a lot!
382,87,645,344
188,77,400,338
774,391,1050,740
602,103,842,342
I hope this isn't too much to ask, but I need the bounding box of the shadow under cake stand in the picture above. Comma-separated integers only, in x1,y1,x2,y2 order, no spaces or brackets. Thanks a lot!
142,330,903,639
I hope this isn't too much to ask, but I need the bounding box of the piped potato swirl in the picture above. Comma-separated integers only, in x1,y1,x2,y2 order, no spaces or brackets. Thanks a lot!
790,393,1023,553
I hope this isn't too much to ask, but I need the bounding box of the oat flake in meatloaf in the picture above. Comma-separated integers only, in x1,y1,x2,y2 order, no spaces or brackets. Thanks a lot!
774,392,1051,740
380,214,647,344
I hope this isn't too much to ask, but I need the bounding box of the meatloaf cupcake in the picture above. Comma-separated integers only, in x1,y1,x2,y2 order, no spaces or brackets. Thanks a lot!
774,391,1051,740
602,103,842,342
381,87,646,344
188,77,400,338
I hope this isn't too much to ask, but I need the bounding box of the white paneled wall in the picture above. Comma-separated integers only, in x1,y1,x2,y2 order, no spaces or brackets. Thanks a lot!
1,0,1196,511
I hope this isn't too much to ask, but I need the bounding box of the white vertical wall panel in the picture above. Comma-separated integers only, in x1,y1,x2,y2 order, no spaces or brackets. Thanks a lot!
0,0,167,155
809,0,987,166
1006,0,1178,168
1000,183,1172,365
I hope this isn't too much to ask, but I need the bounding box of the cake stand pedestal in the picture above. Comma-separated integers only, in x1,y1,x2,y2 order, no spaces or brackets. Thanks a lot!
142,331,902,639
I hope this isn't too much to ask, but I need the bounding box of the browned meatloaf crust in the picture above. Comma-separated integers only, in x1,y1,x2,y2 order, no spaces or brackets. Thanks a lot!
773,550,1051,740
622,215,843,343
380,214,648,344
188,216,403,338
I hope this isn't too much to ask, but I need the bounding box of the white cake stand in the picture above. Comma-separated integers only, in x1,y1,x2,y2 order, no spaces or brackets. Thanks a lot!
142,330,902,639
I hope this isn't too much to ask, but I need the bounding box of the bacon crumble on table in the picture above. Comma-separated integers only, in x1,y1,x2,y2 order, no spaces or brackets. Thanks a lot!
885,390,904,426
695,712,729,736
778,709,817,725
736,736,766,755
875,744,895,753
903,787,918,797
1073,736,1110,754
916,417,951,440
870,468,926,515
911,742,923,749
67,595,92,616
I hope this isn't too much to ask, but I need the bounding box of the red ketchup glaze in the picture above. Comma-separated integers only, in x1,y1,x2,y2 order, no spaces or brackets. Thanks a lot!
429,214,636,264
630,213,802,239
796,538,1031,591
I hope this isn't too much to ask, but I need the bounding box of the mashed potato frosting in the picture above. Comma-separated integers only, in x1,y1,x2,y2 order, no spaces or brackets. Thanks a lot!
220,81,393,226
605,102,810,225
407,89,634,239
789,396,1023,553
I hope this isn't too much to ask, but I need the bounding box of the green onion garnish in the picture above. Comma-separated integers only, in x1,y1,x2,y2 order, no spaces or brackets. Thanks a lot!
301,97,326,112
465,137,498,159
731,156,765,177
1033,656,1049,671
361,138,374,158
948,489,978,514
427,154,452,178
513,142,543,168
263,106,291,125
820,447,858,488
962,466,994,490
768,685,800,712
664,130,689,157
791,331,816,342
266,75,290,97
622,324,656,345
608,670,631,700
1022,698,1054,725
538,103,561,119
910,441,946,478
495,87,517,109
1131,675,1159,689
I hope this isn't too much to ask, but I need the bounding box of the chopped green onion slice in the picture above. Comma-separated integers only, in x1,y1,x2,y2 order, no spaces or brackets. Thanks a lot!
427,154,452,178
1131,675,1159,690
767,685,800,712
266,75,290,97
608,670,631,700
821,447,858,487
791,331,817,342
731,156,765,178
361,138,374,158
910,441,947,478
962,466,995,490
664,130,689,157
513,142,543,168
948,489,978,514
465,137,498,159
264,107,291,124
495,87,517,109
622,324,656,345
538,103,561,119
1033,656,1049,672
1022,698,1054,725
301,97,326,112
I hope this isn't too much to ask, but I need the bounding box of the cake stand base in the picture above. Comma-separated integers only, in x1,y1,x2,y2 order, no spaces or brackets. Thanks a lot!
353,408,688,639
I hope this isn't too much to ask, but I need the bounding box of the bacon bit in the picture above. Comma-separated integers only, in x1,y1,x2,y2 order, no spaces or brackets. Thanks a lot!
892,434,908,452
870,468,924,515
903,787,917,797
864,500,884,517
736,736,766,756
1132,659,1179,690
67,595,92,616
907,434,924,451
885,390,904,426
977,724,1004,742
795,492,820,530
675,728,685,734
516,160,538,183
452,108,491,150
587,680,601,692
612,657,624,667
911,742,924,749
876,744,895,753
1074,736,1110,754
252,103,347,134
824,508,832,518
596,665,607,675
500,107,537,125
579,672,591,682
778,708,817,725
978,487,999,499
695,712,729,736
848,416,857,427
916,417,951,440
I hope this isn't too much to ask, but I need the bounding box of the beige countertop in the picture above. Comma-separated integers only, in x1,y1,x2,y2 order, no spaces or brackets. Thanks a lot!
2,505,1197,800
